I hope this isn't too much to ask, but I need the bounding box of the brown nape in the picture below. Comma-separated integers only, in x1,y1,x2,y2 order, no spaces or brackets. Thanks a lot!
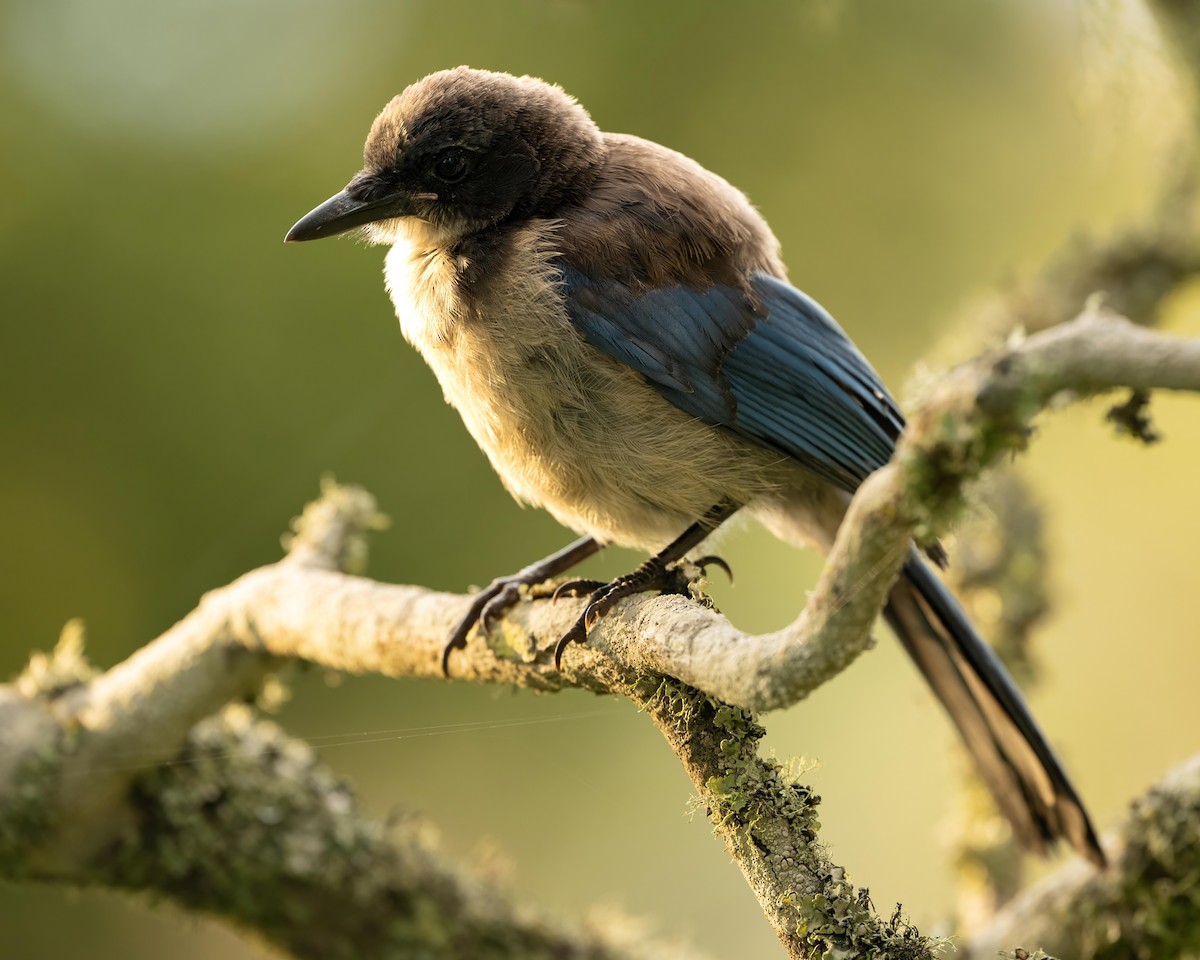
554,133,787,292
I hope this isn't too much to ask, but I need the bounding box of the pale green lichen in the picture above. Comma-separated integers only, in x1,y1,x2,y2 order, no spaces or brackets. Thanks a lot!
1067,774,1200,960
0,628,92,873
96,703,675,960
16,620,99,700
281,477,389,575
0,742,60,874
488,607,541,663
643,679,940,959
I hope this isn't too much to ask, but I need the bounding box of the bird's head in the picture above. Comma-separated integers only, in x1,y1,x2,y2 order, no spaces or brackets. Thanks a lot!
286,67,604,247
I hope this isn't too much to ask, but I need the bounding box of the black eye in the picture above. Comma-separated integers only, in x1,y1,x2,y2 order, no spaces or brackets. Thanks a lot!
433,150,471,183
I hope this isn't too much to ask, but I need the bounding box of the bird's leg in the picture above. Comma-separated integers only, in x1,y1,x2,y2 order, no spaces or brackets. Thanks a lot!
443,535,603,675
553,500,741,668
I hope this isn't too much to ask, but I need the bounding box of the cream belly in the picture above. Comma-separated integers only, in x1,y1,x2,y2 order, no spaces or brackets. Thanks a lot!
381,219,808,550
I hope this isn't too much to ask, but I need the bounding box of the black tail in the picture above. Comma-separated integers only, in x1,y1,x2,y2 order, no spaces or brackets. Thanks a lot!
884,548,1105,866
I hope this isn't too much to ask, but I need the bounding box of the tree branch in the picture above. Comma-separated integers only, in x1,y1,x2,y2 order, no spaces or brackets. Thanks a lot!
5,303,1200,956
963,754,1200,960
0,485,711,960
48,305,1190,719
106,703,715,960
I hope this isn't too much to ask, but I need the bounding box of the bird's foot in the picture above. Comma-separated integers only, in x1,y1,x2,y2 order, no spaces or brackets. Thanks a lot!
552,554,732,668
443,575,535,675
442,535,603,676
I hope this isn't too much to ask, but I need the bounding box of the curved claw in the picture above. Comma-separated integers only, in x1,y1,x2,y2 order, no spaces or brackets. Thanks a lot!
552,578,606,601
583,598,608,631
441,637,459,676
554,616,589,669
556,580,645,667
694,554,734,584
443,578,526,678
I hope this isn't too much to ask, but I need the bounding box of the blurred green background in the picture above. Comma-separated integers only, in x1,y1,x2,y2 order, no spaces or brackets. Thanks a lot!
3,0,1200,956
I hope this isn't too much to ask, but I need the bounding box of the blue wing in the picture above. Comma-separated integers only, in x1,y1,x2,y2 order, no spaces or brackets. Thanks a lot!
558,265,904,492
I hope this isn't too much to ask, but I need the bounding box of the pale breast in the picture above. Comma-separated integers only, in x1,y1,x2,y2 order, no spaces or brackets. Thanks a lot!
383,220,572,466
382,220,795,549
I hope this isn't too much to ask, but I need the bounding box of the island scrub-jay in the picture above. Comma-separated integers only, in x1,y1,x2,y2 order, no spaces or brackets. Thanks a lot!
287,67,1104,866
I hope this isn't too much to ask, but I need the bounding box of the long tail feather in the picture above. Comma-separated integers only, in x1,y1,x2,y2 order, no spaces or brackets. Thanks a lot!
884,548,1105,866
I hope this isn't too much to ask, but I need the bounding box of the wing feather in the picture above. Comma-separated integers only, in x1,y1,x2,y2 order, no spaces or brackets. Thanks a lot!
558,265,903,492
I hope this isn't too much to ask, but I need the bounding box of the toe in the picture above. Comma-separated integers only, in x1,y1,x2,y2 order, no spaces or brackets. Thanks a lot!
480,582,521,632
695,554,734,584
552,578,605,601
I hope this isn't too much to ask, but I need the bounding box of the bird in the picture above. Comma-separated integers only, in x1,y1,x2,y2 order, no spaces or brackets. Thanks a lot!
286,66,1105,867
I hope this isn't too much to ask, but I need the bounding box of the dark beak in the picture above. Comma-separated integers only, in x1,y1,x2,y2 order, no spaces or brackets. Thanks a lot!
285,186,418,242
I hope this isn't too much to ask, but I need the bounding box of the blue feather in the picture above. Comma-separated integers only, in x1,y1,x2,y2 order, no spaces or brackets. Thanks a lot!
557,265,903,492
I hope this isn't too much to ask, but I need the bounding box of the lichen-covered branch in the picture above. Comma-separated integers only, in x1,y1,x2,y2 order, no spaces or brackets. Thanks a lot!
5,304,1200,958
4,480,384,877
963,754,1200,960
101,704,709,960
966,208,1200,343
936,0,1200,924
45,304,1188,720
632,679,938,959
0,484,708,960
